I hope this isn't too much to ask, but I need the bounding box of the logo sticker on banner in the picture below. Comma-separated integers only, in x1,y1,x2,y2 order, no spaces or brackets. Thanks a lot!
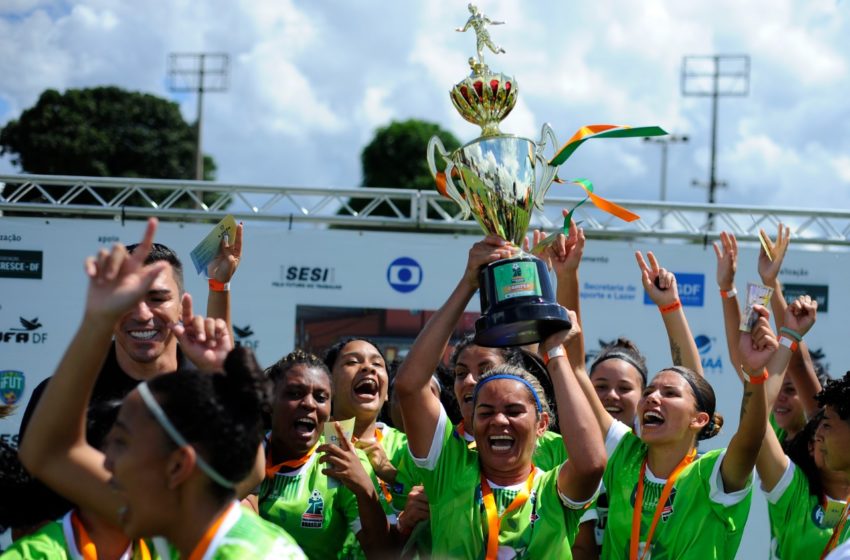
0,370,25,405
0,250,43,279
233,323,259,350
1,316,47,344
644,273,704,307
694,334,723,373
387,257,423,293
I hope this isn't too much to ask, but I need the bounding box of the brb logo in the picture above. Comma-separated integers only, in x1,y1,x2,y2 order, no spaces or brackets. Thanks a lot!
387,257,423,294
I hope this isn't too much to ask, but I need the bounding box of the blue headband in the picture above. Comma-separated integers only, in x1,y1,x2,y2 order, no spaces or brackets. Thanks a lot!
472,374,543,413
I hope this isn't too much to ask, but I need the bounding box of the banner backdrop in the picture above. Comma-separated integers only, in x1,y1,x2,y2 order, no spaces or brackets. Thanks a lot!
1,215,846,555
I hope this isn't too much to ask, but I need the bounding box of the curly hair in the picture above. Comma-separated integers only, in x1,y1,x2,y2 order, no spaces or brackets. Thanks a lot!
146,347,272,499
266,349,330,388
815,371,850,420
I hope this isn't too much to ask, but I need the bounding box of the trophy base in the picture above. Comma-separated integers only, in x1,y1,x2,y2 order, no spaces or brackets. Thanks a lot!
474,255,572,348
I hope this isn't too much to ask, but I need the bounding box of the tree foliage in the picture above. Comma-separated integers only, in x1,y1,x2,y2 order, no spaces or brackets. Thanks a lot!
344,119,462,225
1,86,215,179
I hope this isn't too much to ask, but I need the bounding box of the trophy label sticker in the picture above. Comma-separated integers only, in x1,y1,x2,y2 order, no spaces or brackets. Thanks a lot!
189,215,238,276
493,261,541,302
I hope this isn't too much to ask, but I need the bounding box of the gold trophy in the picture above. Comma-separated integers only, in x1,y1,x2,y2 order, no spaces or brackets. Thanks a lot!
426,3,569,347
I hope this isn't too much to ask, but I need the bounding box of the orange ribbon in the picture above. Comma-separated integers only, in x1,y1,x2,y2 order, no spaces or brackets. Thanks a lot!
821,501,850,559
373,428,394,505
481,466,536,560
187,505,230,560
629,449,697,560
71,511,150,560
456,421,477,449
265,442,319,479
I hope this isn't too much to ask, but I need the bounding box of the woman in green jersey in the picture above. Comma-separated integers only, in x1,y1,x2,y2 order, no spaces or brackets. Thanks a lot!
256,350,389,559
817,373,850,557
394,235,607,558
572,299,798,559
2,400,157,560
20,219,305,560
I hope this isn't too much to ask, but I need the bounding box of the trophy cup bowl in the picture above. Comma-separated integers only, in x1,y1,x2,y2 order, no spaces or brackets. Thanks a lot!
427,124,571,347
450,72,517,137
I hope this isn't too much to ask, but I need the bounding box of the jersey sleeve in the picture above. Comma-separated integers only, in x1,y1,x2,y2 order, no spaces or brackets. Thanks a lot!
409,405,451,470
707,449,752,507
336,483,363,535
762,458,797,504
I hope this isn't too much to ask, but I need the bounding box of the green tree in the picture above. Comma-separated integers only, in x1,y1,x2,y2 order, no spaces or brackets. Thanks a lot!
344,119,461,224
0,86,217,209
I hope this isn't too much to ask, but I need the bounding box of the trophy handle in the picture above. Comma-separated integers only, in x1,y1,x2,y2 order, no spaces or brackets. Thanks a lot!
533,123,559,211
427,136,471,219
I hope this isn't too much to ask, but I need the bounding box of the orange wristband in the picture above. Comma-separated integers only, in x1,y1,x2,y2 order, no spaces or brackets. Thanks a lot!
208,279,230,292
779,335,799,352
658,300,682,314
720,287,737,298
743,367,769,385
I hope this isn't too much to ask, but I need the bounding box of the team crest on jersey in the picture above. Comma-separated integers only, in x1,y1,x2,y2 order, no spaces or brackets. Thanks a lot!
301,490,324,528
630,484,677,522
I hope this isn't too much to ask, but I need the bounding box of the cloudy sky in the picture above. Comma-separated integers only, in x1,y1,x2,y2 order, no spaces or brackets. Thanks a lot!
1,0,849,211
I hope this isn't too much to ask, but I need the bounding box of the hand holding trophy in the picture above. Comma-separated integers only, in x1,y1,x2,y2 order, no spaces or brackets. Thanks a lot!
427,4,667,347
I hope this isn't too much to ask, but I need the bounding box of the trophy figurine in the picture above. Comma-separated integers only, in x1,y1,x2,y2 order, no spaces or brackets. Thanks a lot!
426,4,570,347
428,4,667,347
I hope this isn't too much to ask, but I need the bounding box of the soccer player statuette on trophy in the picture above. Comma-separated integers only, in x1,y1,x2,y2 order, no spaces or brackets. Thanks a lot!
427,3,666,347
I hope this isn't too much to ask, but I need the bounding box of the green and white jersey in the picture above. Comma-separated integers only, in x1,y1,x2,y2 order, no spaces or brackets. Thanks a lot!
152,502,304,560
769,413,788,445
765,459,848,559
376,422,417,517
258,439,362,560
601,420,752,560
455,422,567,470
414,406,594,559
0,510,157,560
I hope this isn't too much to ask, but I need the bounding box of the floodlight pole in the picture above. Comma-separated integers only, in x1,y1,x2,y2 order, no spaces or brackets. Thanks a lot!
682,54,749,230
168,53,229,181
644,134,688,232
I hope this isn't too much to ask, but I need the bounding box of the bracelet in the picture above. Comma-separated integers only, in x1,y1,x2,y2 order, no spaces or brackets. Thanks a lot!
779,335,799,352
720,287,737,298
779,326,802,342
742,366,769,385
543,345,567,366
396,511,412,536
658,300,682,314
208,279,230,292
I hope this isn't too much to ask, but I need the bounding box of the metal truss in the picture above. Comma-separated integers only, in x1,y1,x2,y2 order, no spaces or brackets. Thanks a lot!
2,174,849,247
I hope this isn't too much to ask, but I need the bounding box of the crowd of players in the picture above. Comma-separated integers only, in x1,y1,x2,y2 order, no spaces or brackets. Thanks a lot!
1,216,849,559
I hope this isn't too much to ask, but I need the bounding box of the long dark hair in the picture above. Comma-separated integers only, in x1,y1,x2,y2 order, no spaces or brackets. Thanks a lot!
784,409,826,499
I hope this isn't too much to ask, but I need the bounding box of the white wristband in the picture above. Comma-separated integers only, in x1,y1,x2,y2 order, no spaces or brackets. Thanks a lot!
720,287,737,298
544,345,567,366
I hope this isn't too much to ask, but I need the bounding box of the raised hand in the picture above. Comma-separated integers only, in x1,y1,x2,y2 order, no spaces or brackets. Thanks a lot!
758,223,790,288
84,218,167,323
783,295,818,338
542,218,585,279
635,251,679,307
207,222,243,283
539,308,580,355
318,422,374,495
354,436,397,483
170,293,233,372
738,305,779,372
397,485,430,535
713,231,738,291
463,235,517,289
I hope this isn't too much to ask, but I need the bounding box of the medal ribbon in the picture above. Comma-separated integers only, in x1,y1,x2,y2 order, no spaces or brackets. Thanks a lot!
629,449,697,560
265,442,319,479
71,511,150,560
549,124,667,167
456,421,477,449
187,505,230,560
821,501,850,559
481,466,536,560
373,428,394,505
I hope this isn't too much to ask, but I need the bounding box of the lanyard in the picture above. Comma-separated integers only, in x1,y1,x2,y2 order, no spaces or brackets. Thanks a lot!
821,501,850,559
480,466,536,560
629,449,696,560
265,442,319,479
187,505,230,560
373,428,394,505
456,421,477,449
70,511,150,560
